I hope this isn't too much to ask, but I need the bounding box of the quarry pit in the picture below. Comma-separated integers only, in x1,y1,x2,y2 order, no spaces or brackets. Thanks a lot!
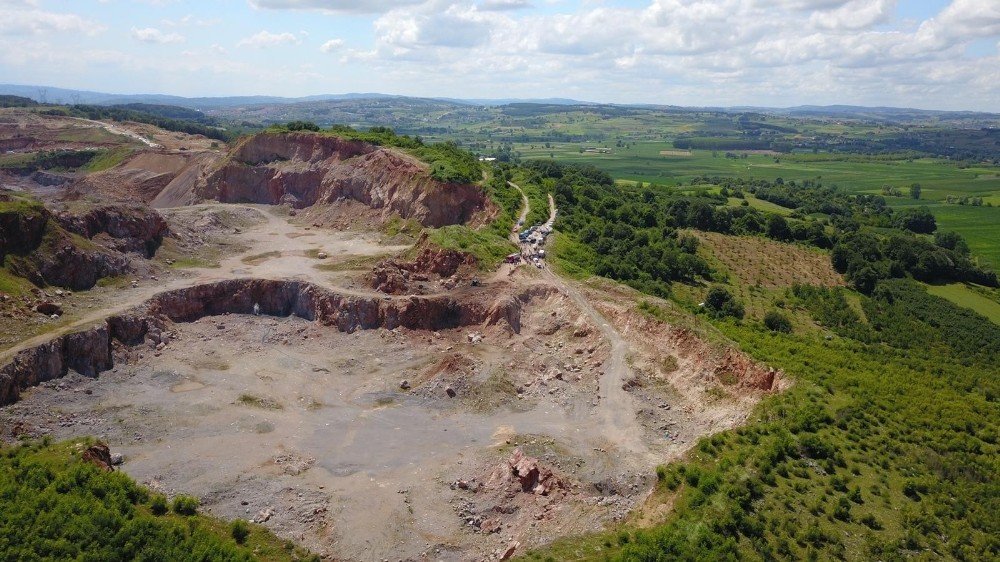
1,123,781,561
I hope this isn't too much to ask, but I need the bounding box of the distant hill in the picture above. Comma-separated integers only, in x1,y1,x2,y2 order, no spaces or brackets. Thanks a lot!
1,83,996,123
108,103,207,121
0,95,37,108
0,84,406,110
436,97,592,106
721,104,1000,122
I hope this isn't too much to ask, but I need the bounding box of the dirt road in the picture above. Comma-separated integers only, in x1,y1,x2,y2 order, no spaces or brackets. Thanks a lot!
517,189,650,458
70,117,160,148
508,181,530,245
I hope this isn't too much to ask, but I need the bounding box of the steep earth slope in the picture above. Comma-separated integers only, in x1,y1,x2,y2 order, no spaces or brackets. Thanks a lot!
68,151,219,206
195,132,491,227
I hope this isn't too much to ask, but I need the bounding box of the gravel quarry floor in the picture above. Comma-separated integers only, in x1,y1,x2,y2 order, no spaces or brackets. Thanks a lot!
2,310,658,560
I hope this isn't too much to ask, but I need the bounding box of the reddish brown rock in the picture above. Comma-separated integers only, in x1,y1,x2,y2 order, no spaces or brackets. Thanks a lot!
82,443,114,472
196,132,492,227
369,235,479,295
714,348,778,391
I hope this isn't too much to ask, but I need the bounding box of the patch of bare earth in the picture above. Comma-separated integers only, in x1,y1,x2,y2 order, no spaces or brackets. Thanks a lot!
576,278,787,455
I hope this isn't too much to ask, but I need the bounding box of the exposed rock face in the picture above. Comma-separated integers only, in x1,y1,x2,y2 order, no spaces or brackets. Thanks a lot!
196,132,490,227
0,322,112,405
0,196,167,290
6,226,130,290
0,197,48,262
29,171,72,187
58,205,168,257
146,279,471,332
714,348,778,391
0,278,546,406
370,240,478,295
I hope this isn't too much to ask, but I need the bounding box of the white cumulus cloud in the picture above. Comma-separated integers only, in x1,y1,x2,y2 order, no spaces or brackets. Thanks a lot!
320,38,345,52
131,26,185,44
0,5,104,36
249,0,424,14
237,30,301,48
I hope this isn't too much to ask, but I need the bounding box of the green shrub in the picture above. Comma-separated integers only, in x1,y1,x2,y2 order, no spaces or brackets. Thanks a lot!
0,439,316,561
171,494,200,515
763,310,792,333
704,286,745,319
150,493,168,515
230,519,251,544
860,514,882,530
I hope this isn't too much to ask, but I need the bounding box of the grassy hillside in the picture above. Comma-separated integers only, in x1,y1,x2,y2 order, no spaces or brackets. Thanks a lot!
0,438,317,561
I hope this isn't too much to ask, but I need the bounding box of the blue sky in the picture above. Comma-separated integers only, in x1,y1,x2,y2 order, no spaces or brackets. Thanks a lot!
0,0,998,110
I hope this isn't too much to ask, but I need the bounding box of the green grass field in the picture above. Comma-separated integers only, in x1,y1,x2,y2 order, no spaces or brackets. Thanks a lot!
925,282,1000,324
727,194,795,216
888,200,1000,268
516,142,1000,197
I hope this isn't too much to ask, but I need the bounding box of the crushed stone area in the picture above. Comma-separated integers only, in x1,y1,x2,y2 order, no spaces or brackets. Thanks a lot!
1,297,692,560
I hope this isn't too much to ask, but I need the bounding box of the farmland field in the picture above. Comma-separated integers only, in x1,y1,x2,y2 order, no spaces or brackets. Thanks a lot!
925,282,1000,324
888,200,1000,268
512,142,1000,197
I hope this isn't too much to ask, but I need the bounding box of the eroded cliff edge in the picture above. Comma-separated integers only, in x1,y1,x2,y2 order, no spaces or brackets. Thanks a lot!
195,132,492,227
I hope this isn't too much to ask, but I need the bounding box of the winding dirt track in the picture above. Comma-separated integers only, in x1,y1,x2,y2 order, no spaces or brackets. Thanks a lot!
69,117,160,148
509,181,530,245
519,190,650,458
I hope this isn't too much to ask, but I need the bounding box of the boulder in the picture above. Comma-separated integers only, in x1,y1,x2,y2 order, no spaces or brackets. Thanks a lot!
34,301,62,316
509,449,540,492
82,443,114,472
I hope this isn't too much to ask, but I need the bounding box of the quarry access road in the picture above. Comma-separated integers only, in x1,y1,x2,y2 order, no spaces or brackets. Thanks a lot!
521,190,651,458
508,181,530,245
69,117,161,148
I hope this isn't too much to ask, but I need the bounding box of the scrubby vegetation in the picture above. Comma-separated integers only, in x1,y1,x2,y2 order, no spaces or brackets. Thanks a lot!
517,150,999,561
0,439,317,561
763,310,792,333
0,149,101,172
426,224,514,270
